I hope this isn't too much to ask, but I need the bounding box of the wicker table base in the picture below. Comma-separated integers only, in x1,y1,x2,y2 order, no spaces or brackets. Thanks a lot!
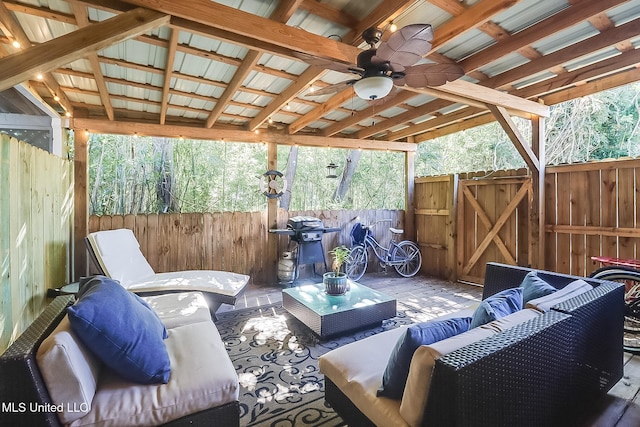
282,281,396,338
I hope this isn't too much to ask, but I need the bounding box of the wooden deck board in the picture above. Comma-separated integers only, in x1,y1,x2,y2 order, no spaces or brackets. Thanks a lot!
217,272,640,426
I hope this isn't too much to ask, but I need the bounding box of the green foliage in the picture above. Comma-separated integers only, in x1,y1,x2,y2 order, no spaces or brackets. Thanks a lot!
416,83,640,175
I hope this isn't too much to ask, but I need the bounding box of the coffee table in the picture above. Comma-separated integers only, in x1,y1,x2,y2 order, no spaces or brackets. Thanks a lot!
282,281,396,338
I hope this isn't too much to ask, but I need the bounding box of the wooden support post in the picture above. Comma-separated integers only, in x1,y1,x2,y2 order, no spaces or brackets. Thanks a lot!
531,115,546,269
405,147,416,241
446,174,458,281
267,142,278,284
73,125,89,281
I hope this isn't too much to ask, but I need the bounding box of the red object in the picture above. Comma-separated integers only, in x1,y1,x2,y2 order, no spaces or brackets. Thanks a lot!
591,256,640,269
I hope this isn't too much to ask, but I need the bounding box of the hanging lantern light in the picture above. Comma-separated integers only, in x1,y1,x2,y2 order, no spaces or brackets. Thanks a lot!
326,162,339,178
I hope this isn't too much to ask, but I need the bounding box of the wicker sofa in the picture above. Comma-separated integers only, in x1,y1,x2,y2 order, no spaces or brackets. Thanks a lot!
319,262,624,427
0,290,240,427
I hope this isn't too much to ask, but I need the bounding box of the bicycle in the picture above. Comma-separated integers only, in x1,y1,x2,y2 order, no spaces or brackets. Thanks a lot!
345,220,422,281
589,266,640,353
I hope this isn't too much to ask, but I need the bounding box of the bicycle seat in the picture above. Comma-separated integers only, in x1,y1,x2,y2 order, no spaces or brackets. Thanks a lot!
389,227,404,234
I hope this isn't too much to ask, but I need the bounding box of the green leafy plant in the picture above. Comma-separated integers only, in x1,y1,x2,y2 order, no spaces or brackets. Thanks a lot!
329,245,351,276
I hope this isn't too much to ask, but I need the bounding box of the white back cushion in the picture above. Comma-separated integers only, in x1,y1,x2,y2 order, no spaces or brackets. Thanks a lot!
36,316,102,423
88,229,155,286
526,279,593,312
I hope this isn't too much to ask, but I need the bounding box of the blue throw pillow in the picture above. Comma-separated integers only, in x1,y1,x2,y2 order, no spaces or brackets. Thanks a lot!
68,276,171,384
520,271,556,305
377,317,471,399
470,287,523,328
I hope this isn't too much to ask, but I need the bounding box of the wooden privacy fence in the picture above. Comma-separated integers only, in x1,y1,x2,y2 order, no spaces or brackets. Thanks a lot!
88,209,403,284
0,134,73,353
545,158,640,277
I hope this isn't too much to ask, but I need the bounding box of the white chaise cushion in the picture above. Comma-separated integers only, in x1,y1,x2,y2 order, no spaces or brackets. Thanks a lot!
36,316,101,424
319,327,410,427
87,229,155,285
526,279,593,312
127,270,249,298
141,292,211,329
70,321,239,427
87,228,250,299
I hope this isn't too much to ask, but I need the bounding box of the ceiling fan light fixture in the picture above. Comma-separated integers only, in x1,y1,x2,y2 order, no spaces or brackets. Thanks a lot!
353,76,394,100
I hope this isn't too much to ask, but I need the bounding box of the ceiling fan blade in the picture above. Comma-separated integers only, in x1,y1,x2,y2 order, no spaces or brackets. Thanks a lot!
397,63,465,87
307,80,357,96
293,52,363,75
375,24,434,69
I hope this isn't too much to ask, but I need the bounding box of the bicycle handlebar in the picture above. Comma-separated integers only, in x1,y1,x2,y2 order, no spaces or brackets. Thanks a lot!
358,219,392,228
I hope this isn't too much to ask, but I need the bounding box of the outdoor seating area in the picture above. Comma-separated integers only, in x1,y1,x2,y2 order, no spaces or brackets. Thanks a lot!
3,0,640,426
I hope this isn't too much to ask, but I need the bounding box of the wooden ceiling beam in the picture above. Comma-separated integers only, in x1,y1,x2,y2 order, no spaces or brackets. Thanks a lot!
326,90,419,137
386,106,486,141
248,66,324,130
460,0,628,73
0,8,169,92
0,1,73,113
72,118,417,152
288,88,354,134
513,48,640,100
205,50,261,128
540,67,640,105
299,0,357,29
124,0,361,64
319,0,533,137
486,17,640,90
415,113,495,142
71,2,115,121
4,0,76,24
432,0,523,49
160,28,180,125
489,104,539,172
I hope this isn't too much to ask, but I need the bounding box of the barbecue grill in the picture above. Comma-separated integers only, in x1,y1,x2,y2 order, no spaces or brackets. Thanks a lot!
270,216,340,283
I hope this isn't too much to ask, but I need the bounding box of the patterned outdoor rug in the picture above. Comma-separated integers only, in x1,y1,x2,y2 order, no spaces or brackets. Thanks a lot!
215,304,414,427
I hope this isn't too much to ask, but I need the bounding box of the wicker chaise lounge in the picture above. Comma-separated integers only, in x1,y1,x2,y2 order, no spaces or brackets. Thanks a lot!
85,228,249,315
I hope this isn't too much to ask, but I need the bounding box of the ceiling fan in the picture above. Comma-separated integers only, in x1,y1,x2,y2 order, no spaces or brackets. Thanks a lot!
302,24,465,101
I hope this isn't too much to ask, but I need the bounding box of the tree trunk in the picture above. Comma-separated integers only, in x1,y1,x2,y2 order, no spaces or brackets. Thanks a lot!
154,138,175,213
333,149,361,202
279,145,299,210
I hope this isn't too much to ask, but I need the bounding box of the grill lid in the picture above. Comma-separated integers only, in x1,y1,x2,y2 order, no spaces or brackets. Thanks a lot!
287,216,324,231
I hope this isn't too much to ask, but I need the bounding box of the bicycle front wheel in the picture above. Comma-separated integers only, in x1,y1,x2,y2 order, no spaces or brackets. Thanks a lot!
589,266,640,353
346,245,367,281
391,241,422,277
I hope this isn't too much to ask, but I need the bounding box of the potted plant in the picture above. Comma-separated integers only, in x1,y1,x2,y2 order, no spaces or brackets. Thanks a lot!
323,245,351,295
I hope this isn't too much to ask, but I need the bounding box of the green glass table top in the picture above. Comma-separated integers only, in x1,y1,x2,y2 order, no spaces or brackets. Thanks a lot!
282,280,395,316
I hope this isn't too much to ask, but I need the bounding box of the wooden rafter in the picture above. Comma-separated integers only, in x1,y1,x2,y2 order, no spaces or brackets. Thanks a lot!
71,2,115,121
319,0,535,137
0,1,73,113
460,0,628,73
248,0,416,131
486,17,640,90
0,8,169,92
160,28,179,125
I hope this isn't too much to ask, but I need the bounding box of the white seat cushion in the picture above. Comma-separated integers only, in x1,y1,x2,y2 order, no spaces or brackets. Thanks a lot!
36,316,102,424
319,327,410,427
141,292,211,329
70,321,239,427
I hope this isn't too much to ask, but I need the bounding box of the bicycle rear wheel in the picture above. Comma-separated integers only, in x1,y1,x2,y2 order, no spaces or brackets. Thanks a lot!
391,241,422,278
346,245,367,281
589,266,640,353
